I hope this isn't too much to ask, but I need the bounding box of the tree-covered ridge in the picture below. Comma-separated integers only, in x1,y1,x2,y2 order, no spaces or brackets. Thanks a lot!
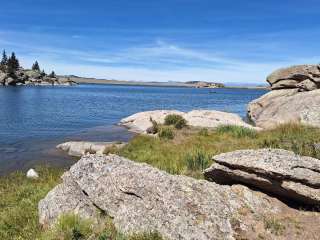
0,50,75,86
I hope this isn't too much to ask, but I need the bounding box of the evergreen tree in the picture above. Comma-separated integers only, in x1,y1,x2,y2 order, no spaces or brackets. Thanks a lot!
40,69,46,77
48,71,56,78
32,61,40,72
7,52,20,77
0,50,8,71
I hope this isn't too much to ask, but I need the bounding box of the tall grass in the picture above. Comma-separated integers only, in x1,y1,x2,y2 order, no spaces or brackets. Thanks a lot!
216,125,257,138
158,126,174,140
119,123,320,178
41,214,163,240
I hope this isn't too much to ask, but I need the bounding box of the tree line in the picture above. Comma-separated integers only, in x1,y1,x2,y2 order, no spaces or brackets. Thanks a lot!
0,50,56,78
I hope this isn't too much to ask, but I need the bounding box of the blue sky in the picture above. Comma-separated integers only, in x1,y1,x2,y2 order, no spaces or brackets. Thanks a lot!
0,0,320,84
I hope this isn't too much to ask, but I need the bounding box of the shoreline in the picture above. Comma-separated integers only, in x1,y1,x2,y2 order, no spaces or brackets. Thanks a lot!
59,76,269,90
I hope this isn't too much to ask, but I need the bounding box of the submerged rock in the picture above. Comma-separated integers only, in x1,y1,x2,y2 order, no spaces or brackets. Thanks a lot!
204,149,320,206
39,154,320,239
120,110,258,134
56,141,126,157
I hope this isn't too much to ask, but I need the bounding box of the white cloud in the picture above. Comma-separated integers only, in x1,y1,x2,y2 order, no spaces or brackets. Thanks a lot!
2,30,320,84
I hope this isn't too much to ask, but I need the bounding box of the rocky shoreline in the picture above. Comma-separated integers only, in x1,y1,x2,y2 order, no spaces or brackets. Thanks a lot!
0,51,76,86
27,64,320,239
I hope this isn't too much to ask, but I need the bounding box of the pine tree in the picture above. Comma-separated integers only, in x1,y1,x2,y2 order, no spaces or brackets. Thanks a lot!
32,61,40,72
0,50,8,71
7,52,20,77
40,69,46,78
48,71,56,78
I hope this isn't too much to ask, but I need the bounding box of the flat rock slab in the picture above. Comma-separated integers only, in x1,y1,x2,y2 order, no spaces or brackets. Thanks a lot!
204,149,320,206
120,110,258,134
39,154,320,240
56,141,126,157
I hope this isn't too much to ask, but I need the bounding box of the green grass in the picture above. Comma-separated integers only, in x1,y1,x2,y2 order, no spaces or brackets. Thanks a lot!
2,123,320,239
0,167,63,240
158,126,175,140
215,125,257,138
40,214,163,240
119,123,320,178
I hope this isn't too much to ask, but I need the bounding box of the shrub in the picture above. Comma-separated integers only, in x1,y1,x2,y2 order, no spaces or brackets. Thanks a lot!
184,149,210,172
164,114,187,129
147,117,159,134
41,214,93,240
158,126,174,140
198,128,209,136
264,217,285,236
216,125,257,138
174,118,187,129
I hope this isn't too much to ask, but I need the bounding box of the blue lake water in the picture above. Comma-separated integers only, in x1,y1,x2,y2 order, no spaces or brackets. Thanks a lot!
0,84,267,174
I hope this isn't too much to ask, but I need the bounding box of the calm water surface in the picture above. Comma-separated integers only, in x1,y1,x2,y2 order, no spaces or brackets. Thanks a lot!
0,84,267,174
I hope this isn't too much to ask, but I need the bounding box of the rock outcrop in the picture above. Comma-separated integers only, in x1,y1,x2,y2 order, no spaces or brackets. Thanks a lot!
39,154,320,240
247,88,320,129
267,65,320,91
247,65,320,129
120,110,258,134
0,69,76,86
204,149,320,207
56,141,126,157
185,81,225,88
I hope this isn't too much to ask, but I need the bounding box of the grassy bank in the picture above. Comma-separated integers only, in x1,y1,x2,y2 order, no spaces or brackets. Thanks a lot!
1,123,320,239
118,123,320,178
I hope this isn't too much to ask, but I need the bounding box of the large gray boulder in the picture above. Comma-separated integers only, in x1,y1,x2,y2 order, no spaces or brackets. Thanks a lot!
267,65,320,91
247,89,320,128
39,154,320,239
120,110,258,134
204,149,320,206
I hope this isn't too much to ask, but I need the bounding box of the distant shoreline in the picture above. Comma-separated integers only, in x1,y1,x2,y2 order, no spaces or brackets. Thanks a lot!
59,76,269,90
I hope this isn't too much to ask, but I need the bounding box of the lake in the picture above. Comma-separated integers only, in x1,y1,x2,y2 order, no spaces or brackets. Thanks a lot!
0,84,267,174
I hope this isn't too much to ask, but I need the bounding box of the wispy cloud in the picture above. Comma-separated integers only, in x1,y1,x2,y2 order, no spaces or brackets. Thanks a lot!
0,28,319,84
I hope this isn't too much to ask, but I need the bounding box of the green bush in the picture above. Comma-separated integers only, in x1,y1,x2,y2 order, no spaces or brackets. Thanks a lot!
164,114,187,129
216,125,257,138
158,126,174,140
198,128,209,136
174,118,187,129
184,150,211,172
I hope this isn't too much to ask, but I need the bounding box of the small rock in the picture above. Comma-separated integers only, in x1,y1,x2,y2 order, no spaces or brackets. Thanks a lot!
27,169,39,179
